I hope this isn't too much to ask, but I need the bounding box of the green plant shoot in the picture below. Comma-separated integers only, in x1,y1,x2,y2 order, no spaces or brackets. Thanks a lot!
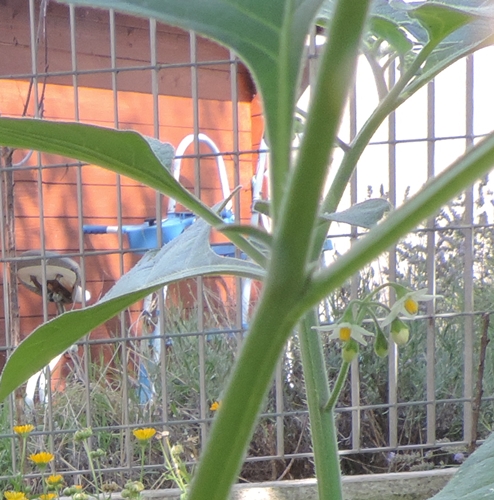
1,1,494,500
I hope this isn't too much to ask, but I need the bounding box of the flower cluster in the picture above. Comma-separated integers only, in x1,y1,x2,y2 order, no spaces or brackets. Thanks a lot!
315,284,439,361
5,423,188,500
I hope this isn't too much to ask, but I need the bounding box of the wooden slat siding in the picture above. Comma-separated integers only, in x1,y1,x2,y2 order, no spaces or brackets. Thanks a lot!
0,1,254,102
0,2,259,377
0,80,253,134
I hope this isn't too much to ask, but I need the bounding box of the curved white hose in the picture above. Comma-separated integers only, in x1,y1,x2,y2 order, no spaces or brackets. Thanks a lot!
169,133,231,213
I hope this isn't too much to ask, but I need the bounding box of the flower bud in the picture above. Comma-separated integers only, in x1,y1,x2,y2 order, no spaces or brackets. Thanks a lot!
124,481,144,493
391,318,409,345
374,328,389,358
342,338,359,362
74,428,93,442
102,482,120,493
89,448,105,459
73,493,89,500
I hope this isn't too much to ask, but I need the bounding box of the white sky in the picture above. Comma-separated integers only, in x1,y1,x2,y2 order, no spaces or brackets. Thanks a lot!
299,45,494,253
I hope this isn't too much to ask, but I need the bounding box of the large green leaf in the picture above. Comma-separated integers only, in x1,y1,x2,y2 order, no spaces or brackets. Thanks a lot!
0,216,264,401
369,16,413,54
371,0,494,100
404,12,494,99
431,431,494,499
57,0,325,217
0,118,192,212
409,2,475,42
0,118,266,265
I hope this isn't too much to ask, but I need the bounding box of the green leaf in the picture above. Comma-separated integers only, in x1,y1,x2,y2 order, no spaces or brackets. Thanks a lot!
404,14,494,99
409,3,475,43
392,1,494,99
369,16,413,54
0,216,264,401
0,117,195,211
253,200,271,217
102,217,264,302
430,431,494,499
58,0,326,218
0,117,266,265
218,224,273,249
321,198,391,229
369,0,428,44
146,136,175,168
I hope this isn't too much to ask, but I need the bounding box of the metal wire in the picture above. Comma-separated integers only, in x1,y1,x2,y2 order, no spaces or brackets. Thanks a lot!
0,0,492,485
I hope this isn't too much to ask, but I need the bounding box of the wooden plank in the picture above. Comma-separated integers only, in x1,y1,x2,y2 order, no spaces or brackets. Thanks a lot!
0,80,252,132
0,1,254,101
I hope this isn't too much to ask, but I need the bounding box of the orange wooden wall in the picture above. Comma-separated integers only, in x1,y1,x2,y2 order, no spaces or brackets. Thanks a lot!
0,1,264,370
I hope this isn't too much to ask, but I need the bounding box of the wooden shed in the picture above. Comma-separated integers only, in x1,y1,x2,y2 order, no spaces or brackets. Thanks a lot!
0,1,264,376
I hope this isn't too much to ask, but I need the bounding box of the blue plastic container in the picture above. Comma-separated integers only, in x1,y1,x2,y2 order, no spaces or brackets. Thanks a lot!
124,212,196,252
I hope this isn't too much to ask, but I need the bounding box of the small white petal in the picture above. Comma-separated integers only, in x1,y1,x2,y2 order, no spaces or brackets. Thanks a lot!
350,330,368,346
313,324,338,332
326,331,340,341
352,324,375,338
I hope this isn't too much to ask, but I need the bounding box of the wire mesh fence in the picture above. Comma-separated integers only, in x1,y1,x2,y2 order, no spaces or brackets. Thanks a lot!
1,0,494,488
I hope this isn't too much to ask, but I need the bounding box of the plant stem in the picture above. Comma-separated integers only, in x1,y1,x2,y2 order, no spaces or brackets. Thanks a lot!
301,132,494,311
324,361,350,412
321,40,437,220
299,310,343,500
276,0,372,280
139,445,146,484
20,436,27,476
83,440,101,498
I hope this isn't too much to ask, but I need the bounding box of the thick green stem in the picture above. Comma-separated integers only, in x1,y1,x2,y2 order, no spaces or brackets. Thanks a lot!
189,6,374,493
270,0,296,223
276,0,372,280
187,283,303,500
299,310,343,500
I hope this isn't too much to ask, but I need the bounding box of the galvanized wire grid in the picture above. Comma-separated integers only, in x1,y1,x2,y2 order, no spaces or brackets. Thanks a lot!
0,0,493,485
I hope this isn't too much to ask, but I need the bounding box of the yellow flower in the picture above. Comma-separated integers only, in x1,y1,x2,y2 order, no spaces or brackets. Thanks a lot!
4,492,28,500
46,474,64,487
132,428,156,442
39,494,57,500
29,451,54,466
210,401,221,411
13,424,35,437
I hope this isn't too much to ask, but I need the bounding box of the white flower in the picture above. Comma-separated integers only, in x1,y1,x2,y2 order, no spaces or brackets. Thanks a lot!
316,322,375,346
381,288,436,327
